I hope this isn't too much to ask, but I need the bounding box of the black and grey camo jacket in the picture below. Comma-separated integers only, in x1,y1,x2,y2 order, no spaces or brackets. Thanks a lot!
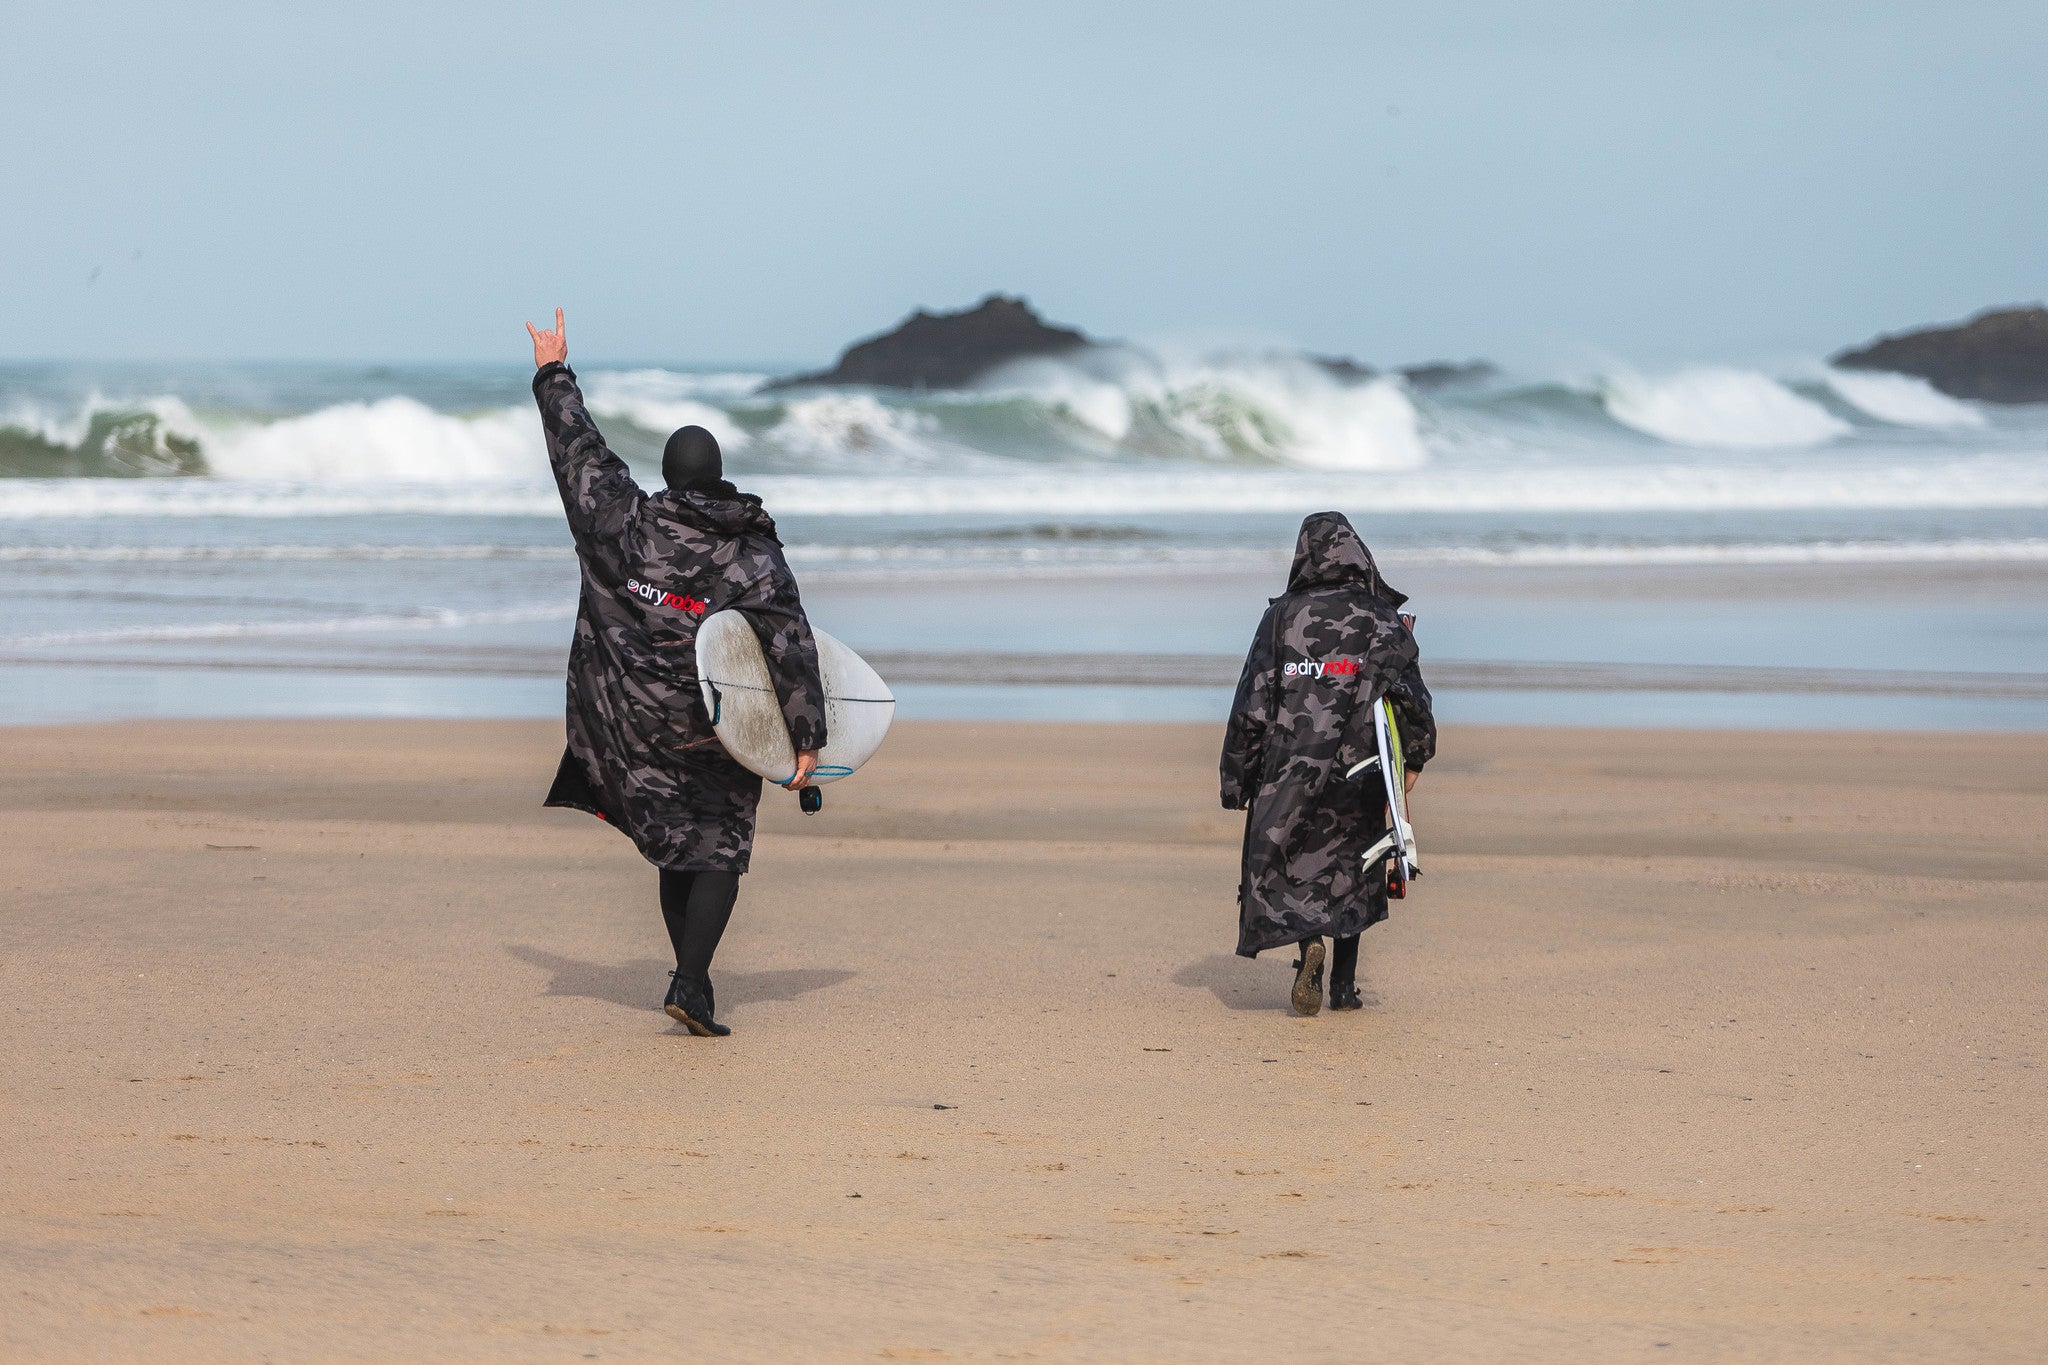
1220,512,1436,956
533,362,826,873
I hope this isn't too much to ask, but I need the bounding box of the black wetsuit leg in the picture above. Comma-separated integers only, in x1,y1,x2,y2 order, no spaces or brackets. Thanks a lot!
659,868,741,984
1330,933,1361,989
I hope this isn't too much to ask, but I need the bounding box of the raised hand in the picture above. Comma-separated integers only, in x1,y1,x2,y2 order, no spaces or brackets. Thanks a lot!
525,307,567,368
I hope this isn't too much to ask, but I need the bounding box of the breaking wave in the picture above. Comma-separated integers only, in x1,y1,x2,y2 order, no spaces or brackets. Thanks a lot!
986,353,1427,470
766,393,949,465
203,399,538,482
582,369,754,450
1599,368,1850,449
1823,369,1987,430
0,394,539,482
0,354,2023,499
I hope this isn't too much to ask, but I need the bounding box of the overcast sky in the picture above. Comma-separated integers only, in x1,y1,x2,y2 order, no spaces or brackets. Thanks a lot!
5,1,2043,366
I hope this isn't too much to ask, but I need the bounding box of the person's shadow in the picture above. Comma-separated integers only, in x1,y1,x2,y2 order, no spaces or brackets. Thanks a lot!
1173,953,1378,1012
506,945,855,1016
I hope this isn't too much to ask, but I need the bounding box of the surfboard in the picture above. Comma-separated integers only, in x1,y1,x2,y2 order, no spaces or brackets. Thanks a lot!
1345,696,1420,897
694,610,895,792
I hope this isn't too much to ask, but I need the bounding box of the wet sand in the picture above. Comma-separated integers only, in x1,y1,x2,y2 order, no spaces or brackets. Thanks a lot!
1,719,2042,1361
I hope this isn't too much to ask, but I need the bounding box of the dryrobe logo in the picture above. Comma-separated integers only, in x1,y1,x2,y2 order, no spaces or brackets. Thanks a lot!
625,579,708,616
1285,656,1360,680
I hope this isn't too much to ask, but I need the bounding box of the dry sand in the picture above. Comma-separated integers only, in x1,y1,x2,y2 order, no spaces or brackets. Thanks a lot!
1,719,2042,1361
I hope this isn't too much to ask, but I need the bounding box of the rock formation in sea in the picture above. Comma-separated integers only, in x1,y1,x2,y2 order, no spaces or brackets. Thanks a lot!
766,295,1093,390
1310,354,1378,383
1833,305,2048,403
1310,356,1497,389
1397,360,1498,390
769,295,1502,394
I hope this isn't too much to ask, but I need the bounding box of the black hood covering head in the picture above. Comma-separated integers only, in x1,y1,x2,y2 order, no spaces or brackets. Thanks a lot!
1287,511,1406,606
663,424,724,492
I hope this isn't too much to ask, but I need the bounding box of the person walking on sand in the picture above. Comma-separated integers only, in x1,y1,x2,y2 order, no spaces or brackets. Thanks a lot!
1220,512,1435,1016
524,308,826,1037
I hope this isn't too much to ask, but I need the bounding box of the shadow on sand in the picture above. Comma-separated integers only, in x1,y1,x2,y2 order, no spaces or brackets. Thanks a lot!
506,945,855,1016
1173,952,1378,1013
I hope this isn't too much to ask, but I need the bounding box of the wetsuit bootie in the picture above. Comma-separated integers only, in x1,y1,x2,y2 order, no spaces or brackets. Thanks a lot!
1329,981,1363,1011
664,971,730,1037
1290,940,1326,1017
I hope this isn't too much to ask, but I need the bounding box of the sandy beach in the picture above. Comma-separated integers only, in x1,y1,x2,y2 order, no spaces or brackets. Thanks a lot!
1,718,2042,1361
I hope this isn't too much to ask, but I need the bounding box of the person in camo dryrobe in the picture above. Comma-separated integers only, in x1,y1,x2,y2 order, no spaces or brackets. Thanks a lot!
525,308,827,1038
1220,512,1436,1016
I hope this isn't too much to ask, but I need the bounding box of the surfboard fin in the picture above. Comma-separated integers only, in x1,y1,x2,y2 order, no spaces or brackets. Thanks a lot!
1345,756,1382,779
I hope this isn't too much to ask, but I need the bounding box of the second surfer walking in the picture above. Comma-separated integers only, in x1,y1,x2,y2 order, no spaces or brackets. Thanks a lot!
1220,512,1436,1015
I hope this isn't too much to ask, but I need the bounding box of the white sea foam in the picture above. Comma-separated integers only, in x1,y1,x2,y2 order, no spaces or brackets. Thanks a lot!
1153,369,1424,470
197,399,540,482
745,460,2048,516
0,393,210,468
766,537,2048,585
1,601,571,649
1385,539,2048,568
1601,368,1851,449
1823,369,1987,429
587,368,767,400
0,544,569,563
7,455,2048,520
988,353,1426,469
582,370,753,448
766,394,946,465
991,365,1134,443
0,479,564,518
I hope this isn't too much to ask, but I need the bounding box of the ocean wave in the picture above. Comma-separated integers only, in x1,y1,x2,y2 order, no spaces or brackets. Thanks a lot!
5,458,2047,520
587,368,768,400
780,536,2048,580
987,353,1427,469
0,394,542,482
1,601,571,649
1384,538,2048,568
1822,369,1987,430
4,351,2032,487
0,479,564,518
1599,368,1851,449
744,462,2048,516
202,399,539,482
582,369,753,449
0,394,209,476
764,393,965,467
0,543,569,563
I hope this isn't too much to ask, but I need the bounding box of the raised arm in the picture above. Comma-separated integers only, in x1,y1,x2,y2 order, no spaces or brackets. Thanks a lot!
526,308,642,555
1220,601,1281,810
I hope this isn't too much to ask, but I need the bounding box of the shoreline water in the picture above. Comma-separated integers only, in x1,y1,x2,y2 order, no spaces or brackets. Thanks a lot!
5,559,2044,729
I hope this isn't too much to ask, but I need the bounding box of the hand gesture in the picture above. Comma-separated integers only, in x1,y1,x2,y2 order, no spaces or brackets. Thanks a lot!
783,750,820,790
526,307,567,368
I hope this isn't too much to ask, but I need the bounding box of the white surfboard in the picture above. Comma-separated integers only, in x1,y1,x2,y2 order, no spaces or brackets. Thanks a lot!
1346,696,1419,897
695,610,895,787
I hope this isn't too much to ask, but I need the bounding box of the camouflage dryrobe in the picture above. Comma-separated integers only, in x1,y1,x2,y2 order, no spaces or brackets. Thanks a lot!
533,362,827,873
1220,513,1437,957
